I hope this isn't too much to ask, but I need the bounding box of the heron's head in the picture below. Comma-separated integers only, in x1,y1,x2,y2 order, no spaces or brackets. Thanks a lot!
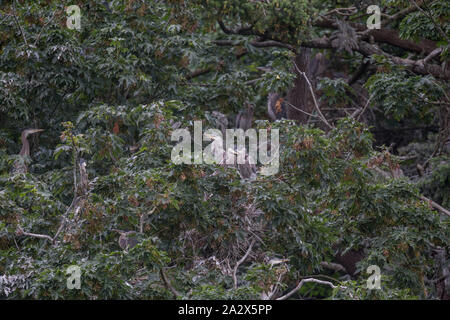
22,128,44,138
112,229,126,235
112,229,136,236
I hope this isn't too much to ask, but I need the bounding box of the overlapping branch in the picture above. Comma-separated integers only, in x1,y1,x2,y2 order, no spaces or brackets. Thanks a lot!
213,5,447,79
233,239,255,289
276,277,346,300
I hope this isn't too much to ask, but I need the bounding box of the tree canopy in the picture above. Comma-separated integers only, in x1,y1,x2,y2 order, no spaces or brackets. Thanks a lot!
0,0,448,300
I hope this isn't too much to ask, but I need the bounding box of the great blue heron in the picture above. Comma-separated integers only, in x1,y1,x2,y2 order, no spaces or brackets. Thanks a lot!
203,133,256,179
12,128,44,174
235,148,257,180
113,229,139,251
212,111,228,138
235,103,254,131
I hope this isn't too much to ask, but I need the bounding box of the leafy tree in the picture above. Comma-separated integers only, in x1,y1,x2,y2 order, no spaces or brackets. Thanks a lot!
0,0,448,300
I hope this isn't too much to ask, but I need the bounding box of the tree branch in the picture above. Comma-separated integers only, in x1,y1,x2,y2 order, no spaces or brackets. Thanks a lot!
420,196,450,217
410,0,449,43
12,0,28,46
276,278,346,300
348,60,370,85
160,269,181,298
213,39,296,52
217,19,262,37
381,5,421,27
314,16,437,55
299,37,448,80
139,206,156,233
233,239,255,289
185,68,213,80
249,39,296,52
16,226,53,242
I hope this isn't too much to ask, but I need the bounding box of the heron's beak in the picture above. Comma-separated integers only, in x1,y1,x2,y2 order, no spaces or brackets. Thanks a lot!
29,129,44,134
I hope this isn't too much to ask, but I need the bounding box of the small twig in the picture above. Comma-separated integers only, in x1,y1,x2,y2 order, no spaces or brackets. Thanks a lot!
293,62,333,129
12,0,28,46
381,5,420,27
34,10,56,45
140,206,156,233
53,142,79,242
233,239,255,289
423,48,442,64
13,236,20,250
355,95,373,121
425,273,450,284
266,268,288,300
0,13,11,25
373,167,450,217
17,226,53,242
322,7,357,18
285,101,319,118
410,0,449,43
53,196,78,242
245,77,264,85
422,140,440,169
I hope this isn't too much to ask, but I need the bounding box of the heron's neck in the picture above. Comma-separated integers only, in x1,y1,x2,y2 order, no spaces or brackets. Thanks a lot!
20,135,30,157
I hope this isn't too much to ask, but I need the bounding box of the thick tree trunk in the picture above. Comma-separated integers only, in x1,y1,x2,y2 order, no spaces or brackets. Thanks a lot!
286,49,314,123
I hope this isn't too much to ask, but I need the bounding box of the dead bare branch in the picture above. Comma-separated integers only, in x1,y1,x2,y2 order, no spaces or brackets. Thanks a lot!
16,226,53,242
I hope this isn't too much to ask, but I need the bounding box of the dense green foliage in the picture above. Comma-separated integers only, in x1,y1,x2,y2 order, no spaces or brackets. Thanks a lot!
0,0,448,299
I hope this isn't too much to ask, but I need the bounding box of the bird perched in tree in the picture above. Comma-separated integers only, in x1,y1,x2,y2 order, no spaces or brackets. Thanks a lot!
235,103,254,131
202,134,256,179
236,148,257,180
78,158,89,195
267,93,287,121
113,229,139,251
212,111,228,137
12,128,44,174
268,257,289,268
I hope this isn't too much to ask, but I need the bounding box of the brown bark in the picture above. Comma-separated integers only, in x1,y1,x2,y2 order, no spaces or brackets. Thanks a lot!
286,49,314,123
